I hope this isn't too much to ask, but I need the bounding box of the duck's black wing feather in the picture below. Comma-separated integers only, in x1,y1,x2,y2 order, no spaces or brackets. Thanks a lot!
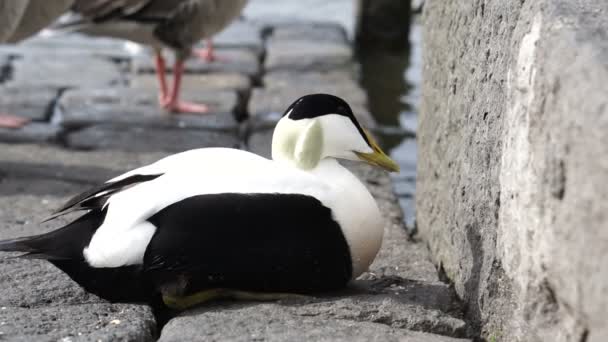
44,173,162,222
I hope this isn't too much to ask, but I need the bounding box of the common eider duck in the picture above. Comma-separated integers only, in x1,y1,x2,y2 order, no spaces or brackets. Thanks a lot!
63,0,249,113
0,94,399,309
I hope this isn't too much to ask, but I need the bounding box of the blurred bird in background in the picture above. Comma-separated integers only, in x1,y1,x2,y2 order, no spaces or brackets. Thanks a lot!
60,0,249,114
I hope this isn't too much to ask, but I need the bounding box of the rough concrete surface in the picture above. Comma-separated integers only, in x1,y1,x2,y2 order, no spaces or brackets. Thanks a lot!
0,85,58,121
133,48,261,78
418,0,608,341
0,179,156,341
59,88,239,131
66,125,241,153
10,54,124,88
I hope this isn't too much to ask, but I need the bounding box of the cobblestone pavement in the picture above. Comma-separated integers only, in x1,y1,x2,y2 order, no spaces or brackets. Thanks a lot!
0,20,469,341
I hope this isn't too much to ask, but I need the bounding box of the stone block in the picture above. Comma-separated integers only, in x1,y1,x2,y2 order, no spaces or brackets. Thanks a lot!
0,122,61,144
268,22,348,44
0,304,155,342
207,20,264,54
66,125,241,153
10,53,123,88
159,303,469,342
59,88,238,131
13,33,134,60
0,85,57,121
0,143,169,184
133,48,260,77
418,0,608,340
264,70,356,88
265,40,353,73
0,179,156,341
130,72,251,93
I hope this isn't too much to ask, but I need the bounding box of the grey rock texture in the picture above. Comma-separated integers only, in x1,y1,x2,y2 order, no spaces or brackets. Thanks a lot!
0,122,61,144
66,125,240,153
133,48,261,78
265,24,353,73
204,20,264,55
10,54,124,88
0,85,58,121
0,179,156,342
418,0,608,341
59,88,238,131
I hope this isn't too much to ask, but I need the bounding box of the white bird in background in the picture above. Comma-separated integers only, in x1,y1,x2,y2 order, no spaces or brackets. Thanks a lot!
0,94,399,310
63,0,249,114
0,0,75,128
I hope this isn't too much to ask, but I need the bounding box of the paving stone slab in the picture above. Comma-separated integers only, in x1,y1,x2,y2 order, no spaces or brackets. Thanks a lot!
66,125,241,153
265,39,353,73
267,21,348,44
0,122,61,144
133,48,260,77
0,304,155,342
0,85,58,121
0,53,10,83
159,303,469,342
7,33,135,60
0,179,156,342
0,143,169,184
130,72,251,93
204,20,264,54
59,88,238,131
248,86,373,130
10,53,124,89
264,69,357,88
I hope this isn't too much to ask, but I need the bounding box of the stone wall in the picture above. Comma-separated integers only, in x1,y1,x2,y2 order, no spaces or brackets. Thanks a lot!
418,0,608,341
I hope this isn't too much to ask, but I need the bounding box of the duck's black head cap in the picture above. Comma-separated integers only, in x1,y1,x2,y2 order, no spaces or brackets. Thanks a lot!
283,94,370,145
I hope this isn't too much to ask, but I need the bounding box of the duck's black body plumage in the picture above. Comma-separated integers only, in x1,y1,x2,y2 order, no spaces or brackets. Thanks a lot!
0,192,352,304
145,193,352,296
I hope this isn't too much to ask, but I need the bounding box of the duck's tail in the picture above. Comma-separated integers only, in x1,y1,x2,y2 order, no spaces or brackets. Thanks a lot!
0,209,104,260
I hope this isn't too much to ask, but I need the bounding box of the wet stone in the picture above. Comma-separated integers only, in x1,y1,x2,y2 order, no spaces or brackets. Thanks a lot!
0,85,58,121
247,128,273,159
0,143,169,184
0,123,61,144
0,304,156,342
10,53,124,88
159,303,469,342
205,20,264,54
12,33,134,60
133,48,260,77
265,39,353,73
66,125,241,153
59,88,238,131
264,70,357,88
129,72,252,93
268,22,349,44
0,179,156,342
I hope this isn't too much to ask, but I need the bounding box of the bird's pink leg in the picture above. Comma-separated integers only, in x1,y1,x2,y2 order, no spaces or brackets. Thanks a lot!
193,39,227,63
0,114,28,129
161,59,209,114
154,51,170,105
